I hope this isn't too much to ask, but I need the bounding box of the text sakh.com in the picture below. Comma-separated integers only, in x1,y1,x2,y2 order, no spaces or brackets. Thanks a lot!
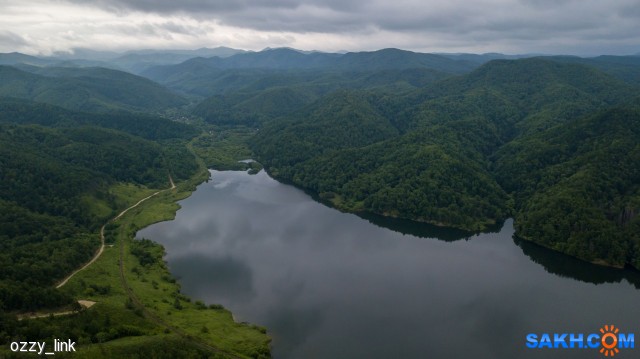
527,325,634,357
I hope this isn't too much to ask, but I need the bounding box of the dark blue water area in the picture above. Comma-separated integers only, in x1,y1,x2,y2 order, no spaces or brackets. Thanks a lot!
137,170,640,359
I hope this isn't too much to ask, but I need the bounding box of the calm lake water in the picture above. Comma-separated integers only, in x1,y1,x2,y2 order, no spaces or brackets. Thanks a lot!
137,170,640,359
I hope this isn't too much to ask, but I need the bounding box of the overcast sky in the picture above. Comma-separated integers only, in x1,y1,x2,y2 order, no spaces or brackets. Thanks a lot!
1,0,638,56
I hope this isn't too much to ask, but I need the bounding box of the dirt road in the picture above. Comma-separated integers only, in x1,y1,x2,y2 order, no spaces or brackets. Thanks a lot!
56,177,176,288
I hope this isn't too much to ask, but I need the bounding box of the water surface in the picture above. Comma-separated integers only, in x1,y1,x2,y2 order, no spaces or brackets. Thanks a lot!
138,170,640,358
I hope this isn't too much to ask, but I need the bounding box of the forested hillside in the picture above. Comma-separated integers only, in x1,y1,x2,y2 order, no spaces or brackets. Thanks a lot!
0,101,199,312
191,68,450,126
251,58,640,268
545,55,640,86
143,48,473,80
142,48,468,98
0,65,186,113
0,98,198,140
493,105,640,268
0,124,198,311
0,58,273,355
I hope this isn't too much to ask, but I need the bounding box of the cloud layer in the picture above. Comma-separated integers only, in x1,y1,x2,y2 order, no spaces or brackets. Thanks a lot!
1,0,638,55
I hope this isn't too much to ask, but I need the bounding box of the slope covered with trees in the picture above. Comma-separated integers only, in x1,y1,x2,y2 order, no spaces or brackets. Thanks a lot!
0,97,198,140
0,60,201,312
0,114,199,312
143,48,473,81
0,82,272,356
493,105,640,268
0,65,186,113
251,58,640,267
191,68,451,126
142,48,468,100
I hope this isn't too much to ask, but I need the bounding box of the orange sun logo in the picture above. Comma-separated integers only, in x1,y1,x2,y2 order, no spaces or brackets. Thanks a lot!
600,325,620,357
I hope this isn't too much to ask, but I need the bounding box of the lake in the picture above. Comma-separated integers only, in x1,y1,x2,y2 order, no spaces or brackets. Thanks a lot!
137,170,640,358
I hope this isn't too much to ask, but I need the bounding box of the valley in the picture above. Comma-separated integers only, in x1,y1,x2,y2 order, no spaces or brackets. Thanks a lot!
0,47,639,358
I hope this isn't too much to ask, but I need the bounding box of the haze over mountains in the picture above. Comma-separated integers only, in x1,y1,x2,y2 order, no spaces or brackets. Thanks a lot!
0,47,247,74
3,46,639,90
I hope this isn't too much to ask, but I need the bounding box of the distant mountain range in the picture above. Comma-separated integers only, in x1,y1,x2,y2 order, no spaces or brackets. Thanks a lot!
3,46,640,104
3,47,640,81
0,65,186,112
143,47,475,74
0,47,248,74
0,52,53,67
0,47,564,81
140,48,481,96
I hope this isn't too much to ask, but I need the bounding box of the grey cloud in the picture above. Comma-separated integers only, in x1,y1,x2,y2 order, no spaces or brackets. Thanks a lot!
68,0,638,41
19,0,640,55
520,0,575,8
66,0,367,30
215,6,367,33
0,31,28,47
104,21,208,38
618,3,640,19
159,21,193,35
79,0,364,14
373,8,474,32
482,15,599,34
62,0,366,35
68,0,304,15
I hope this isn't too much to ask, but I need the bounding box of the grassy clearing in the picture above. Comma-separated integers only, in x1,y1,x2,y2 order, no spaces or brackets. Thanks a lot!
79,183,159,228
109,183,160,209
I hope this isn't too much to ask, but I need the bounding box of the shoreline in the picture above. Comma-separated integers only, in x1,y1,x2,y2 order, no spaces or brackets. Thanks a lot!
259,165,636,272
48,164,272,358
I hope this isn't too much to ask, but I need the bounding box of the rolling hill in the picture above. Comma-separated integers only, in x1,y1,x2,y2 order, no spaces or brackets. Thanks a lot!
0,65,186,112
0,97,198,140
142,48,475,97
251,58,640,268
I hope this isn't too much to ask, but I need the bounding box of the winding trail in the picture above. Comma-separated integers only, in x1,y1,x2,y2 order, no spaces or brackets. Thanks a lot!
56,175,176,289
55,225,106,288
18,301,96,321
21,179,175,320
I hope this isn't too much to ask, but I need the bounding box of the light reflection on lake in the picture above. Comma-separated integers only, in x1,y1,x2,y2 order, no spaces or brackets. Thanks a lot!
138,170,640,359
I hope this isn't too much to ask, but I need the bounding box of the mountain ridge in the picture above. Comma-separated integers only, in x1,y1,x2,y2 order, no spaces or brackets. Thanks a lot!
0,65,186,112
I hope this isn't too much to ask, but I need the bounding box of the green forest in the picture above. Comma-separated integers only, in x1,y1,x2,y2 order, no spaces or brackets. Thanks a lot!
0,115,201,310
248,58,640,269
0,90,269,357
1,48,640,357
